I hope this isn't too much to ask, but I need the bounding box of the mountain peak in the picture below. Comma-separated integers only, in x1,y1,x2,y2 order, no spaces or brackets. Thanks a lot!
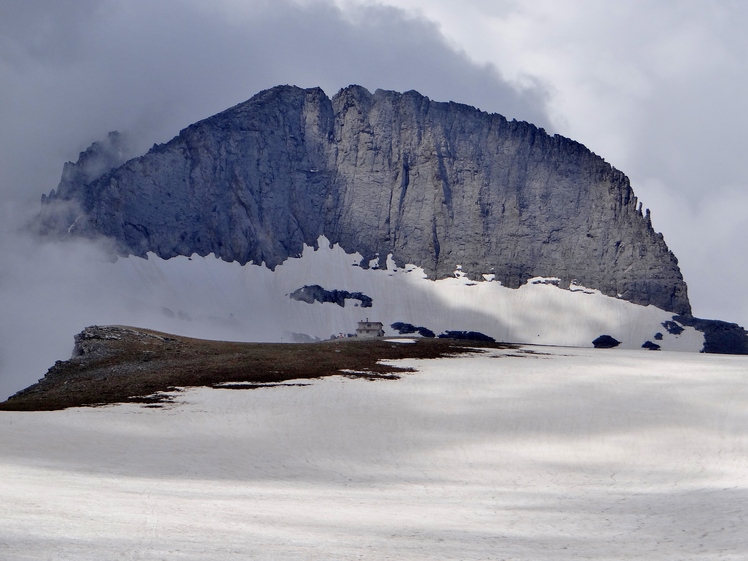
38,85,691,315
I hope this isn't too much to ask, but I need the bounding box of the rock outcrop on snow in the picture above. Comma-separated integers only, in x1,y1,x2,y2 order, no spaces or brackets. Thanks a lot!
290,285,373,308
39,85,691,315
673,315,748,354
592,335,622,349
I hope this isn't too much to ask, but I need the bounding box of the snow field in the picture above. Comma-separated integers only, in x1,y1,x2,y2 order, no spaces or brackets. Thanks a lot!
115,236,704,350
1,347,747,559
0,235,704,401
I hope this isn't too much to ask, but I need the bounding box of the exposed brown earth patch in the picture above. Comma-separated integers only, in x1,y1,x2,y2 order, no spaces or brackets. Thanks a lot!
0,326,517,411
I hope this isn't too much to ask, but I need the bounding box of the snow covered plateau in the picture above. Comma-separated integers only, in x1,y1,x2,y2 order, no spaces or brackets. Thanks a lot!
1,345,747,559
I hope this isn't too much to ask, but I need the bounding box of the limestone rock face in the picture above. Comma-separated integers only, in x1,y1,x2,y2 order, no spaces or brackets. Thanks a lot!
38,131,130,237
39,85,691,315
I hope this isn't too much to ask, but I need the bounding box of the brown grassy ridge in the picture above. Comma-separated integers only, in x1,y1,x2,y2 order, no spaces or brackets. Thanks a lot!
0,326,517,411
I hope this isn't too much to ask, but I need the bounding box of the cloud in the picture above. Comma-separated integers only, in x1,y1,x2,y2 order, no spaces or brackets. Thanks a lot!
0,0,103,66
0,0,550,398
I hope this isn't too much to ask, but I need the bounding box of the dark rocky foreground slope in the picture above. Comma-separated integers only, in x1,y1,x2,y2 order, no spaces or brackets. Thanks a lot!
39,85,690,315
0,326,511,411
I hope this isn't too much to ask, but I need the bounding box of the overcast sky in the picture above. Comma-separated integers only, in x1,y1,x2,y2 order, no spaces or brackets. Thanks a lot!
1,0,746,394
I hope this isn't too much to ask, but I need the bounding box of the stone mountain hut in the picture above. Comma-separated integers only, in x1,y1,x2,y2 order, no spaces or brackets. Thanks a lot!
355,319,385,338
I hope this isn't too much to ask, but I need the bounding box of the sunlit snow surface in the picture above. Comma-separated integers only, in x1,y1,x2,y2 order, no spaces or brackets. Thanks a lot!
113,236,702,350
2,347,747,559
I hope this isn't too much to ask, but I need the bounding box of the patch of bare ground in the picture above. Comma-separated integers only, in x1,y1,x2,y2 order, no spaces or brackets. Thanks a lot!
0,326,517,411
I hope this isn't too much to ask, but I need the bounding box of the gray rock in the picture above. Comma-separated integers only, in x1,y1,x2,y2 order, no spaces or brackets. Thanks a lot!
39,85,691,314
592,335,621,349
37,131,131,237
290,285,373,308
438,331,495,343
661,320,685,335
391,322,435,338
673,315,748,354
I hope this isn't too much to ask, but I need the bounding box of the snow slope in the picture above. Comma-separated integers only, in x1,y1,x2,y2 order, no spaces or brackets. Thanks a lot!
1,347,747,560
0,235,702,401
113,236,702,350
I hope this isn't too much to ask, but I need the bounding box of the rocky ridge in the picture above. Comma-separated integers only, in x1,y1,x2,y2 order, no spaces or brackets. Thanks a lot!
0,326,508,411
39,85,691,314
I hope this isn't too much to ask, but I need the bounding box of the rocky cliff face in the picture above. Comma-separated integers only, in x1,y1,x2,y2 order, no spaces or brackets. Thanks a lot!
39,85,691,315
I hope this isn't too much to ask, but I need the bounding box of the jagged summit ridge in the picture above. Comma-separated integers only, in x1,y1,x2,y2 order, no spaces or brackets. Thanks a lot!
40,85,690,315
